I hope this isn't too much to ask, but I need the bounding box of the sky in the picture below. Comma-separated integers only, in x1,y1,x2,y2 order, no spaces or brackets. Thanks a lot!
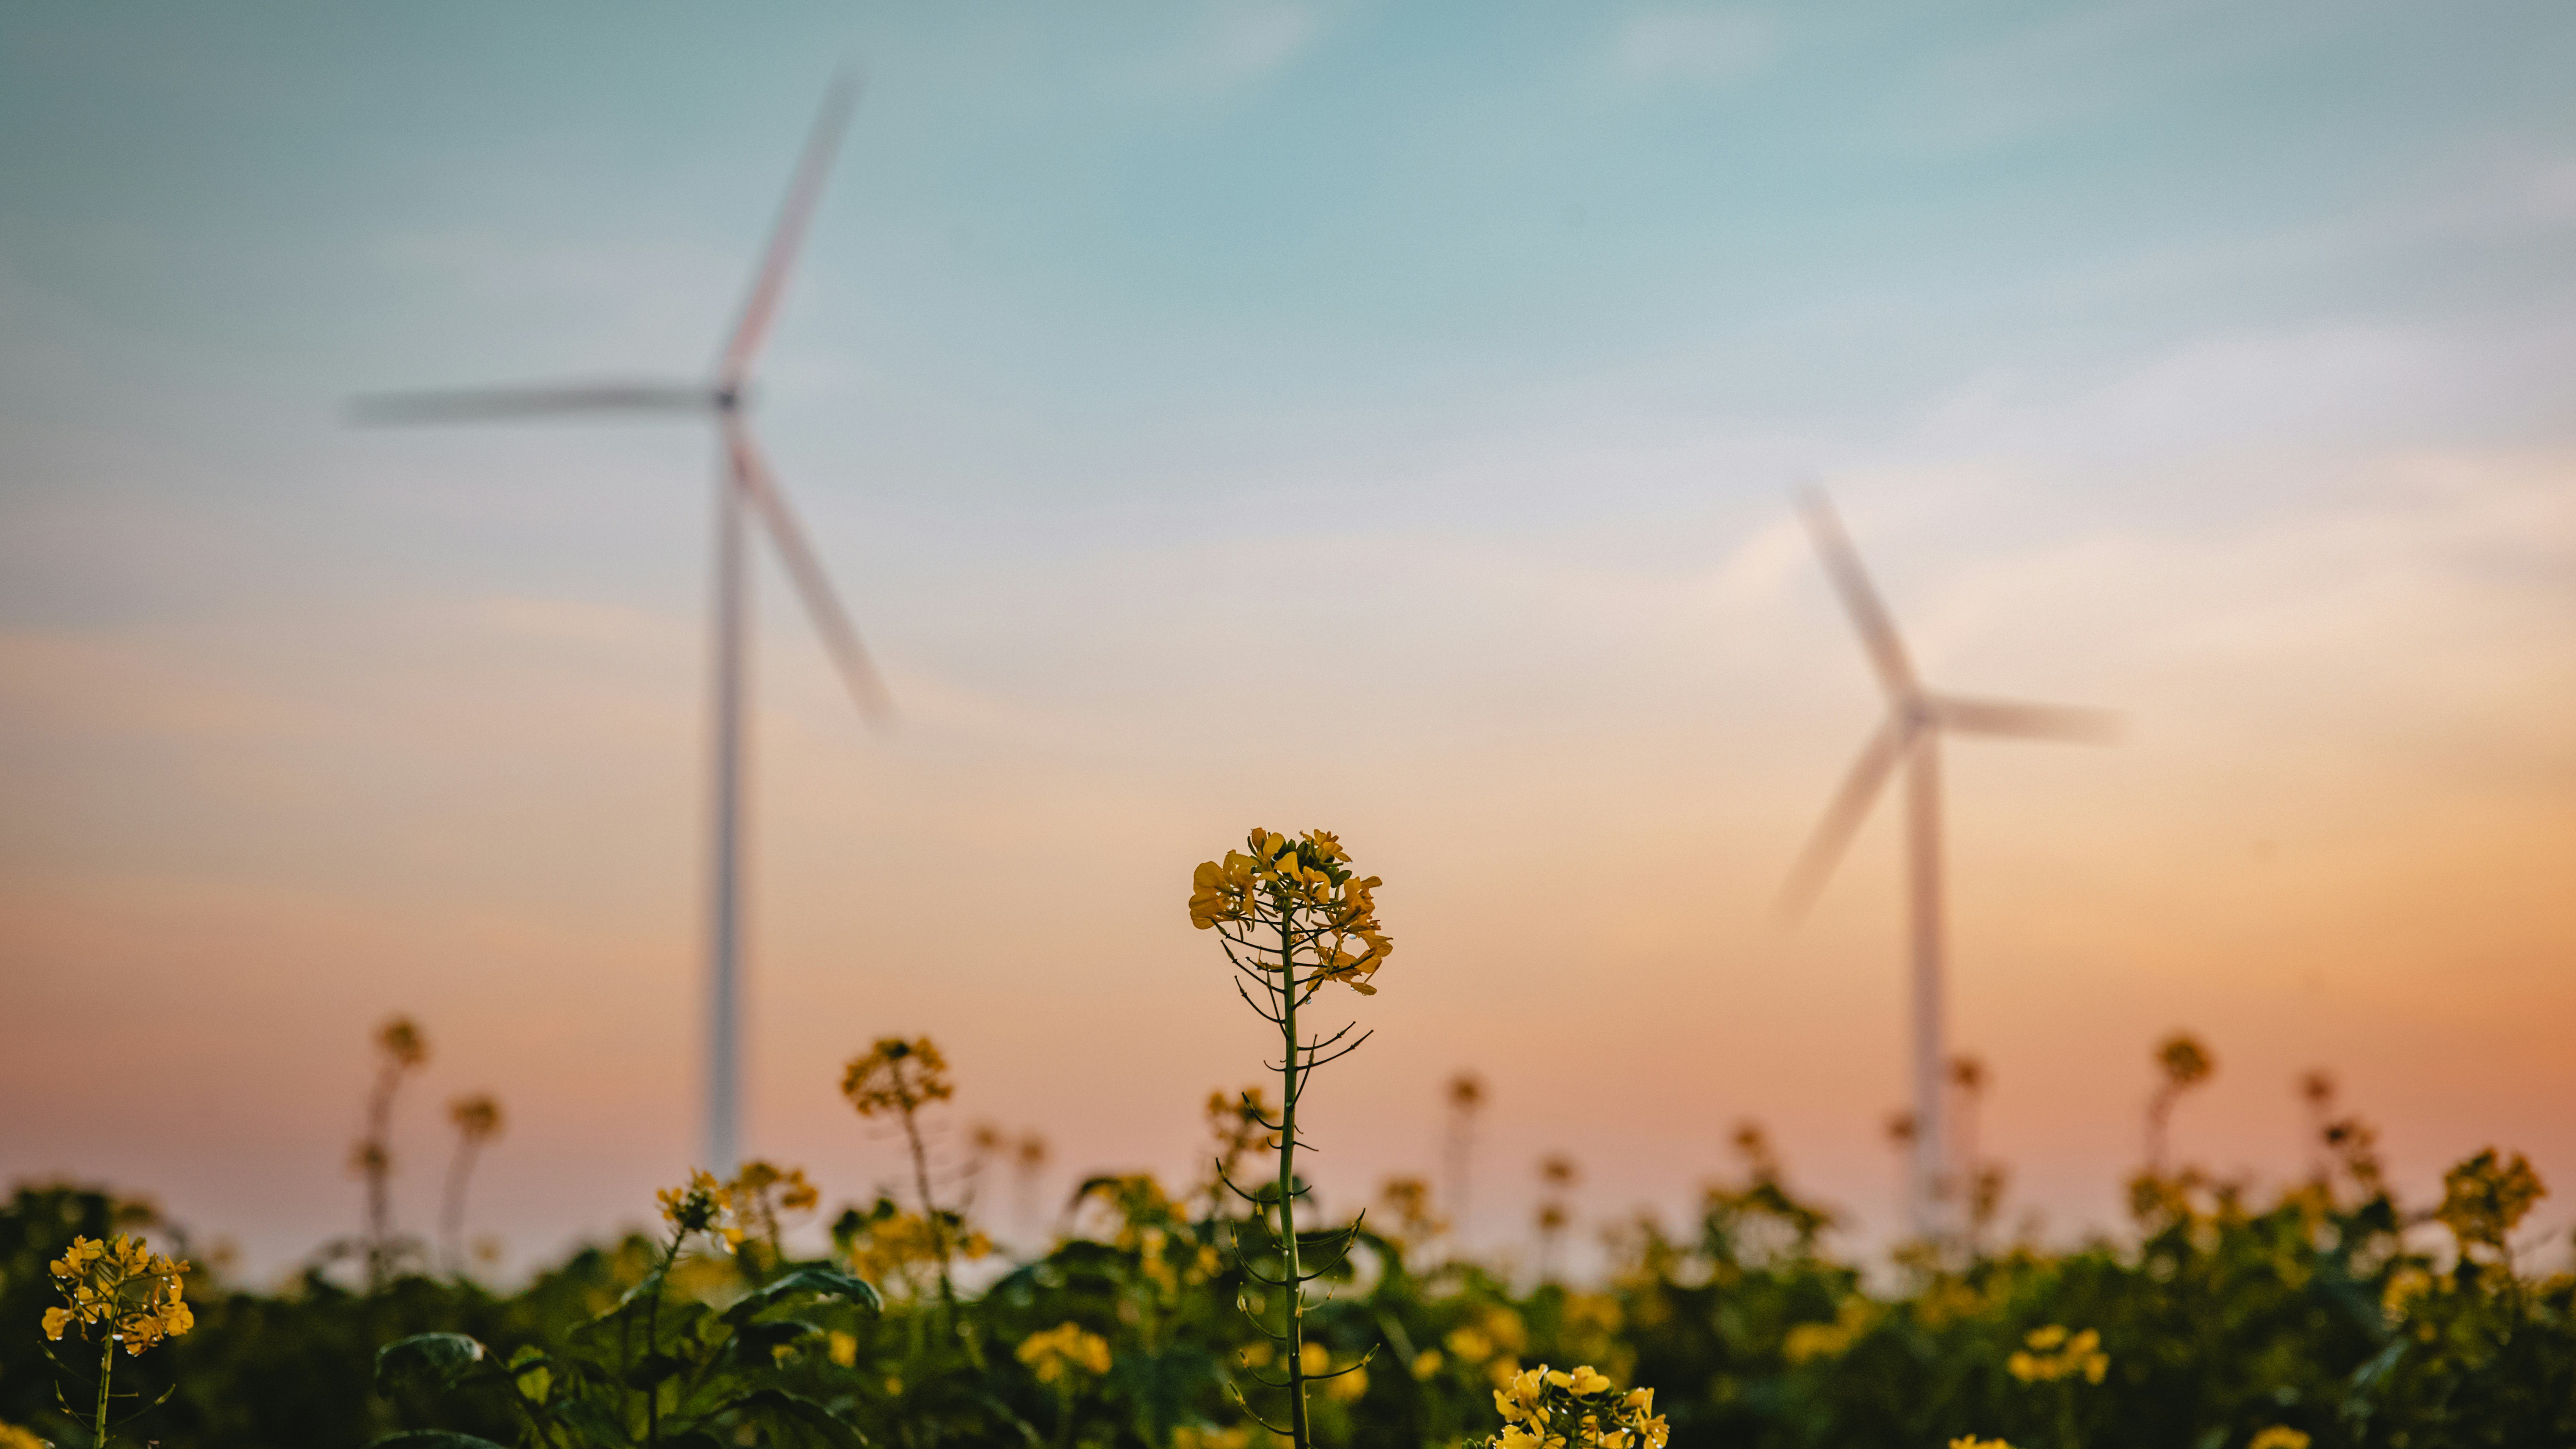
2,0,2573,1282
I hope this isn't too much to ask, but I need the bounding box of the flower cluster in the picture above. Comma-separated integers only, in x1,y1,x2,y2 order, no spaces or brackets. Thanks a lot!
377,1015,430,1070
841,1037,955,1118
655,1170,745,1250
841,1203,992,1296
43,1234,194,1356
1017,1321,1113,1384
1486,1364,1668,1449
1187,829,1392,994
449,1093,504,1141
2247,1429,2311,1449
2005,1324,2108,1384
1782,1298,1879,1365
2435,1148,2544,1262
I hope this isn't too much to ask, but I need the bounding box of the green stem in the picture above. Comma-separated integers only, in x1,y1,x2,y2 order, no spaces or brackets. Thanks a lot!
902,1103,957,1314
1278,915,1309,1449
94,1332,115,1448
900,1100,983,1367
644,1226,681,1447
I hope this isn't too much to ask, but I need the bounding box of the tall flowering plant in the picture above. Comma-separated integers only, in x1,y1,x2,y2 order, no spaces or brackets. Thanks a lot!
1188,828,1393,1447
42,1233,193,1447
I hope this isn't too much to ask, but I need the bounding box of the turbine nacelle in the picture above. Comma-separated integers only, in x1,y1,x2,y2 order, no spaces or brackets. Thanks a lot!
1776,490,2118,923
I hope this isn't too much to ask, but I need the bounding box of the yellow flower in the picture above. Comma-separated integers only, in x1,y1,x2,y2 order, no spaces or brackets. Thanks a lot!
1323,1364,1369,1403
1017,1322,1112,1384
449,1093,503,1140
1412,1349,1444,1379
0,1424,50,1449
841,1037,955,1118
2435,1148,2545,1260
43,1233,193,1356
2247,1430,2310,1449
2007,1325,2108,1385
827,1331,859,1368
1950,1439,2014,1449
377,1015,430,1068
654,1170,744,1249
1186,829,1393,995
1480,1362,1663,1449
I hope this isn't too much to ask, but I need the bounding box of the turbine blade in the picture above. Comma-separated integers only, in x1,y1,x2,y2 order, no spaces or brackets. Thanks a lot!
1794,485,1919,700
349,381,711,425
1934,695,2121,742
718,70,861,389
725,420,895,726
1777,716,1909,922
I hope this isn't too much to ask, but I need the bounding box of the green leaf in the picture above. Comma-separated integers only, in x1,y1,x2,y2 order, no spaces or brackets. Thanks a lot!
725,1264,883,1321
623,1351,687,1389
973,1391,1045,1446
734,1317,822,1351
503,1343,556,1403
374,1333,490,1396
721,1388,869,1448
548,1394,636,1447
2346,1335,2409,1406
603,1264,669,1317
363,1435,514,1449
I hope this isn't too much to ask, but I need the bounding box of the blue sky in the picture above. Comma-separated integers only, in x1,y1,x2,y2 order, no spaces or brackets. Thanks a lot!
5,2,2573,1275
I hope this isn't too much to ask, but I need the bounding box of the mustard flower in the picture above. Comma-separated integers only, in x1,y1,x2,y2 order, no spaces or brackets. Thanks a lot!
2005,1325,2108,1385
840,1036,955,1118
2435,1148,2544,1262
45,1234,194,1356
655,1169,744,1250
1481,1363,1665,1449
1187,828,1392,994
1017,1321,1113,1384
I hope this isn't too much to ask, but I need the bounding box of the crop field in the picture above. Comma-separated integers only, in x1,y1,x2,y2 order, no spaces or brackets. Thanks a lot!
4,831,2566,1449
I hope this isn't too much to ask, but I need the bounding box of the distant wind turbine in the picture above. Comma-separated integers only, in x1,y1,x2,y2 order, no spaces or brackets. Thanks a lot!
1778,486,2115,1239
353,75,890,1172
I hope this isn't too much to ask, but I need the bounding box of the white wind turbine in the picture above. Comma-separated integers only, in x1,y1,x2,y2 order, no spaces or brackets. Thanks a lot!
354,76,891,1172
1778,487,2114,1239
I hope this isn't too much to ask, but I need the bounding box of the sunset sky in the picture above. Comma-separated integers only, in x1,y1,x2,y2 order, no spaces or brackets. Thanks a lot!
3,1,2573,1280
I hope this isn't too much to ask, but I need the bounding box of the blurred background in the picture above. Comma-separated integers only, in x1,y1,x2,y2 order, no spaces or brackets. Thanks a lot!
2,0,2571,1283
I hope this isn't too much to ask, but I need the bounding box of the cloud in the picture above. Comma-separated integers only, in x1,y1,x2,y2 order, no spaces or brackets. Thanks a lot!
1898,324,2489,471
1133,1,1330,97
1609,8,1774,86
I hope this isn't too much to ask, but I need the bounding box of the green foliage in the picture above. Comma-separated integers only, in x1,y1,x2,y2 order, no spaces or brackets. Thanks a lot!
7,1133,2574,1447
356,1251,879,1447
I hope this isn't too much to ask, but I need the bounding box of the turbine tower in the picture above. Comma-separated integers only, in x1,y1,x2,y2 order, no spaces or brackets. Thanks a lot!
1777,486,2113,1239
354,76,891,1172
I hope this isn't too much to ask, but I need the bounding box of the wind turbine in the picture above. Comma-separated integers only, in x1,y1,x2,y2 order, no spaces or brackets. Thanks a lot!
1777,486,2114,1239
353,76,892,1172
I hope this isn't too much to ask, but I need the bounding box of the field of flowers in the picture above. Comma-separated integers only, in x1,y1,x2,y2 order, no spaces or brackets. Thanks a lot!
3,831,2567,1448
